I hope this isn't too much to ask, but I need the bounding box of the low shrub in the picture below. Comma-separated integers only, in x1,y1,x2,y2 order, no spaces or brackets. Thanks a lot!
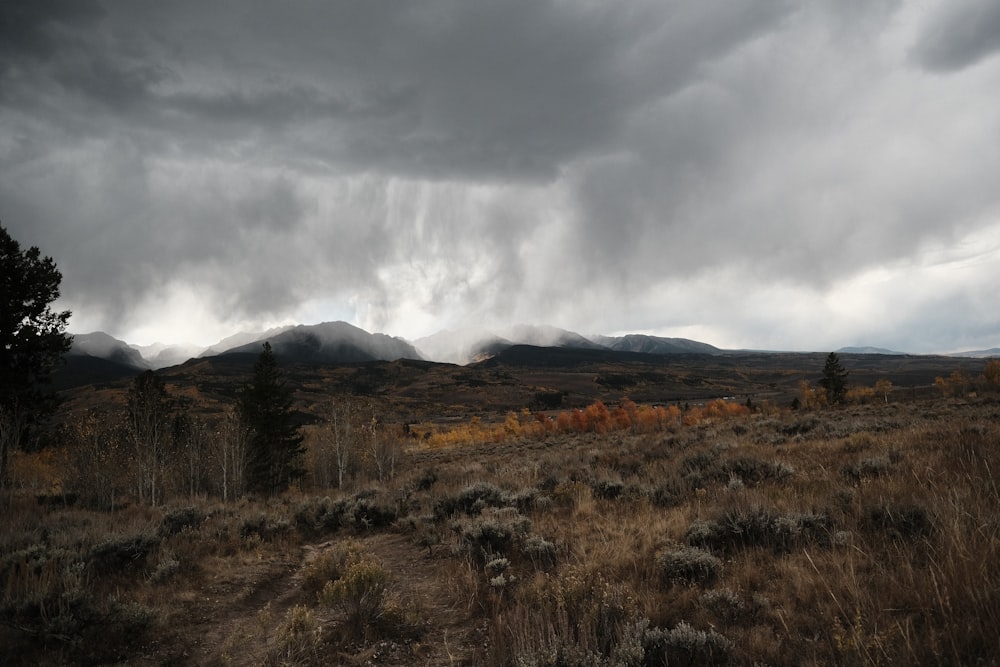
686,507,833,554
266,604,323,666
319,556,391,640
159,506,205,536
656,546,722,588
415,467,438,491
841,456,892,484
591,478,625,500
718,457,793,485
86,533,160,574
294,496,348,535
0,543,155,657
459,520,513,557
522,535,558,570
349,495,398,531
239,514,292,542
860,502,934,541
149,551,181,583
699,589,744,623
643,620,733,667
434,481,507,518
301,540,364,595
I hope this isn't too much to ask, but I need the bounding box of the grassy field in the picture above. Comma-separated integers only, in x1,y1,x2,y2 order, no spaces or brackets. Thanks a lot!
3,391,999,665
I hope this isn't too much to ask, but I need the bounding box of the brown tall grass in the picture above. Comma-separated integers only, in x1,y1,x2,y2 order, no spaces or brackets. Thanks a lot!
2,397,999,664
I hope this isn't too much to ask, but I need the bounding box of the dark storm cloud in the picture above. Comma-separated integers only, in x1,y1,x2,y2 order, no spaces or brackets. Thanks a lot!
0,0,104,63
913,0,1000,71
2,0,796,179
1,0,789,328
1,0,999,352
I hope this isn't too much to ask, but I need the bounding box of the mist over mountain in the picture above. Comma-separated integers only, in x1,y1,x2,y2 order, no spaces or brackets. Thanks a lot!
68,320,996,379
414,325,616,365
593,334,722,355
950,348,1000,359
132,342,207,369
69,332,148,369
412,329,512,365
218,321,422,364
201,325,296,357
837,346,905,355
57,332,150,389
500,325,604,351
414,327,722,364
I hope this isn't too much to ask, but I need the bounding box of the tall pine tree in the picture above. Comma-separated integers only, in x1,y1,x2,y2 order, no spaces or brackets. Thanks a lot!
239,342,304,495
819,352,849,405
1,223,72,489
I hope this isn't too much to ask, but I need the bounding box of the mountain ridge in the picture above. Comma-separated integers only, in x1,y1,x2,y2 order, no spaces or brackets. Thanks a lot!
67,321,999,370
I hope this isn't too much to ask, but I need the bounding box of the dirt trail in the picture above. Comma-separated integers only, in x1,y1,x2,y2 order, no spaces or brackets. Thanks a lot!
168,532,482,666
177,553,304,665
353,532,484,665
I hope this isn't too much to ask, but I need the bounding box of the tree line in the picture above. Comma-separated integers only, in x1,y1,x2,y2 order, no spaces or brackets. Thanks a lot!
1,222,404,507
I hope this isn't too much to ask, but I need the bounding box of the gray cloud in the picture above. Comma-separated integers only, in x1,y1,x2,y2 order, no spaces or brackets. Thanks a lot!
1,0,999,353
913,0,1000,71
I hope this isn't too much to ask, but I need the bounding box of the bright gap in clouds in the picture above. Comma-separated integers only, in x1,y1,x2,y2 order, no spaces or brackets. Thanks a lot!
113,282,294,347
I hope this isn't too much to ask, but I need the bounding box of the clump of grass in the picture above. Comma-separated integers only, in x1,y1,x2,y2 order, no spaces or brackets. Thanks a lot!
0,542,155,657
551,480,589,508
294,496,348,535
686,507,832,554
239,514,292,542
348,494,399,531
415,467,438,490
860,502,934,541
456,509,532,560
841,456,892,484
650,478,686,508
643,620,733,667
86,532,160,574
148,550,181,583
507,487,544,513
319,556,391,641
300,540,364,595
523,535,558,570
159,506,205,536
591,478,625,500
435,481,507,518
265,604,323,666
485,571,641,665
656,546,722,588
699,589,744,623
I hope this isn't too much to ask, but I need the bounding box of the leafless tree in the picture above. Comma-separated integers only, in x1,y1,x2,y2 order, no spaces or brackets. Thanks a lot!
219,407,249,502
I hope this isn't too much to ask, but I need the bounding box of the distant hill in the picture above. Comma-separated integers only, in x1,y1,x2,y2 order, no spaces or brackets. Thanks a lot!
415,325,605,364
837,346,905,355
593,334,721,355
66,322,729,370
58,332,148,389
476,344,699,369
132,342,207,369
217,321,422,363
201,325,295,357
499,324,604,351
413,328,511,365
68,332,149,369
950,348,1000,359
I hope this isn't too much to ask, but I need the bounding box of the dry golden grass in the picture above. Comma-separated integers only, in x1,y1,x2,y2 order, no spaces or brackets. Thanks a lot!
2,396,1000,665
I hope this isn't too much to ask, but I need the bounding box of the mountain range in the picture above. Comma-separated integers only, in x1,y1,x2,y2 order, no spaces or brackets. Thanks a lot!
63,320,999,380
63,321,725,372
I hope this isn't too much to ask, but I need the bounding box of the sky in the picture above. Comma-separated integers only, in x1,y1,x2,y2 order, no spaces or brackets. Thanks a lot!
2,0,1000,354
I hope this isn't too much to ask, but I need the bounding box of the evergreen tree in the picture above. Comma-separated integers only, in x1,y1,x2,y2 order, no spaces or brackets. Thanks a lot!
819,352,849,404
239,342,304,495
0,223,73,489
